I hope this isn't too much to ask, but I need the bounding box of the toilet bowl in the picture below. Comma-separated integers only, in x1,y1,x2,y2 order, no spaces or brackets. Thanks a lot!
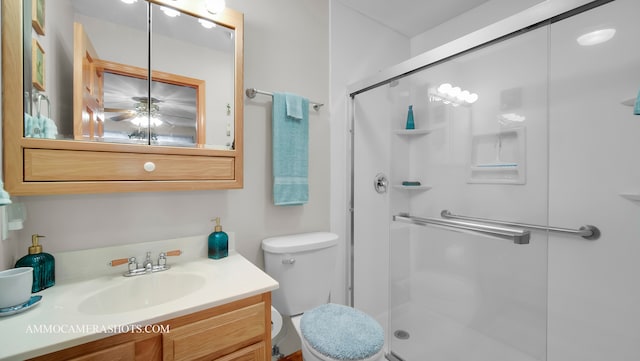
262,232,386,361
271,305,283,340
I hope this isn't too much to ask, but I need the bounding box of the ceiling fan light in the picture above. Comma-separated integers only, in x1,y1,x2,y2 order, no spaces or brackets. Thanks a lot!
206,0,226,14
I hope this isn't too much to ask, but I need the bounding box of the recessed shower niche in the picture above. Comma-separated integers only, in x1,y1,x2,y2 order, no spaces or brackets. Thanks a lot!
468,126,526,184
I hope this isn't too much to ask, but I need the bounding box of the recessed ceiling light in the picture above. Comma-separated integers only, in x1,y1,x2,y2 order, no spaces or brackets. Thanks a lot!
577,28,616,46
121,0,138,4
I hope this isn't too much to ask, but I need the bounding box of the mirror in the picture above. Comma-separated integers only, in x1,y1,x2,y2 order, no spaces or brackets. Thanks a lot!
23,0,236,149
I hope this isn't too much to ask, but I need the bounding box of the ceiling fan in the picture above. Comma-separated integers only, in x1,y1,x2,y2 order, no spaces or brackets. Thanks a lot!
105,96,164,124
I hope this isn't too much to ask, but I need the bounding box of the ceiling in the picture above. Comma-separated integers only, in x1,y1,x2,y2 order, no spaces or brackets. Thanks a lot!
336,0,491,37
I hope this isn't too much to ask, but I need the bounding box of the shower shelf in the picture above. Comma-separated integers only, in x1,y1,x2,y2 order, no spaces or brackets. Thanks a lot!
470,163,520,171
393,184,432,191
393,128,434,136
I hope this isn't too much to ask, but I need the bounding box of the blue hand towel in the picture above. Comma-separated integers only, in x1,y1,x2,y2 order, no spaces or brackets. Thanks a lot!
24,113,33,137
272,92,309,206
634,89,640,115
40,115,58,139
286,93,303,119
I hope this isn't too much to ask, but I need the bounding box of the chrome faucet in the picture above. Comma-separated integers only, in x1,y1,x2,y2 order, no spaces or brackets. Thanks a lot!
143,252,154,271
109,250,182,277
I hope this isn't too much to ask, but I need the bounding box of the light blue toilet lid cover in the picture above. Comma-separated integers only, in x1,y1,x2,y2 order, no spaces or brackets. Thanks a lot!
300,303,384,360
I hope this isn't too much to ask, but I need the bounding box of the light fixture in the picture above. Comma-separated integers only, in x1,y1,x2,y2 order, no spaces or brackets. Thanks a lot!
131,116,162,127
206,0,226,14
430,83,478,106
121,0,138,4
131,101,163,127
198,18,216,29
160,6,181,17
577,28,616,46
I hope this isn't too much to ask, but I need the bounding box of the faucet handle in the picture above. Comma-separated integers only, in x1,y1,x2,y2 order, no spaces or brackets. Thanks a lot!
165,250,182,257
157,250,181,268
108,258,130,267
109,257,139,273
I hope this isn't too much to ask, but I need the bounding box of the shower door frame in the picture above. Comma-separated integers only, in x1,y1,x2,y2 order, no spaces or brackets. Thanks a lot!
345,0,613,353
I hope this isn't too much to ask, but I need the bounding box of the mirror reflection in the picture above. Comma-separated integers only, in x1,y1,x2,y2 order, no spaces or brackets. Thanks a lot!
24,0,236,149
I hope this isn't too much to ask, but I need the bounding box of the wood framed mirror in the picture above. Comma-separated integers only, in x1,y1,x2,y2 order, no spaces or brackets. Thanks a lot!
2,0,244,195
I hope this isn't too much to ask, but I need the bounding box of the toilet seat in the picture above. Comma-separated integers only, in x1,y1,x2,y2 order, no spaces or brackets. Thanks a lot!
300,304,384,361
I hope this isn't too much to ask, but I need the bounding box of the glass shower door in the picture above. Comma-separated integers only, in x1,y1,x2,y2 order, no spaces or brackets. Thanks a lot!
386,24,550,361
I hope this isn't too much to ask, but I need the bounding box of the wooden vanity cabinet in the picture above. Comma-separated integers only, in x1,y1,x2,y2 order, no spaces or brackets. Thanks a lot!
27,293,271,361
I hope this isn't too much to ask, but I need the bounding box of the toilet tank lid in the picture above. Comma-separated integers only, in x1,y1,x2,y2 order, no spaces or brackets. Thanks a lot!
262,232,338,253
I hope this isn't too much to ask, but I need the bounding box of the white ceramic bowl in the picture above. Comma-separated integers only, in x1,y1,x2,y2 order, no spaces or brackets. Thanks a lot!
0,267,33,308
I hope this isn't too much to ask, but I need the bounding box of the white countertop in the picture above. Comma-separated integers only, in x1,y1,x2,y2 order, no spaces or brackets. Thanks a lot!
0,252,278,360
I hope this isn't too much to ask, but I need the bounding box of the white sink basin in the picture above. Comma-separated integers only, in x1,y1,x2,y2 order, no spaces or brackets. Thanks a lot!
78,272,206,315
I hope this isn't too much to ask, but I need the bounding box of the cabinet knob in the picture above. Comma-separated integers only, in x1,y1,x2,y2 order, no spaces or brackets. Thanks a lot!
143,162,156,172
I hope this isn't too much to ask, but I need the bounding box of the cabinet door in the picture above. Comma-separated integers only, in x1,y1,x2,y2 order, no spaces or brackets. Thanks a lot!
29,334,162,361
67,342,134,361
215,342,266,361
73,22,104,141
163,302,266,361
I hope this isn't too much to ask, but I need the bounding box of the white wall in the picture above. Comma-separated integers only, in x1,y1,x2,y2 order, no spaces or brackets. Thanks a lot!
6,0,330,283
409,0,542,56
329,0,410,307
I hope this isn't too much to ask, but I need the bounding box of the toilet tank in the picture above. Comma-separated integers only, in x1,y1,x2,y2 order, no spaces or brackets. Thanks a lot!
262,232,338,316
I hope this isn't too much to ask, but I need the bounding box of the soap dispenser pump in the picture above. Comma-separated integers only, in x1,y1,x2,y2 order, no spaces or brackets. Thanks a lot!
15,234,55,292
208,217,229,260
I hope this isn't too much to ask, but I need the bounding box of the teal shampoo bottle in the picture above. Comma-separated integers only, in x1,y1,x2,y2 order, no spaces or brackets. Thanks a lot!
405,105,415,129
208,217,229,259
15,234,55,292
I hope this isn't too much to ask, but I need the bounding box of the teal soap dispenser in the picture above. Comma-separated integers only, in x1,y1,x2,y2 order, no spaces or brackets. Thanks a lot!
15,234,55,292
405,105,415,129
208,217,229,260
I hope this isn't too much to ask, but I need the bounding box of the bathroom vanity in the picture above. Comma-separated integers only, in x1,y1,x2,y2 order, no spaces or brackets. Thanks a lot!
27,293,270,361
0,236,278,361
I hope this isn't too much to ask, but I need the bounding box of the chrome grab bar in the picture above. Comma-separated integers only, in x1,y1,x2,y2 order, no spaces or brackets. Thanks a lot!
441,210,600,240
393,214,530,244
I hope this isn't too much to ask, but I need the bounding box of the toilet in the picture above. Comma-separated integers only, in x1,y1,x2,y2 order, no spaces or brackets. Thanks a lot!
262,232,385,361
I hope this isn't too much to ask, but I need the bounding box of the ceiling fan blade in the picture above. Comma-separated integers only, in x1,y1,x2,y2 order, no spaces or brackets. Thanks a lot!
109,113,136,122
105,107,134,113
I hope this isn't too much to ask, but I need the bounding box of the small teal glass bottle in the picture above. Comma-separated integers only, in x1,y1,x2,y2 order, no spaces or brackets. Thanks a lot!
405,105,415,129
15,234,55,292
208,217,229,259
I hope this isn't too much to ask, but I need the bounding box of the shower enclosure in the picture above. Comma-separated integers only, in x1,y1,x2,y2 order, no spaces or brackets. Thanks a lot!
349,1,640,360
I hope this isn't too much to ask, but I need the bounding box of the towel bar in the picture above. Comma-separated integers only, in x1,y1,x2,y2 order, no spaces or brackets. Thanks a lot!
245,88,324,111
